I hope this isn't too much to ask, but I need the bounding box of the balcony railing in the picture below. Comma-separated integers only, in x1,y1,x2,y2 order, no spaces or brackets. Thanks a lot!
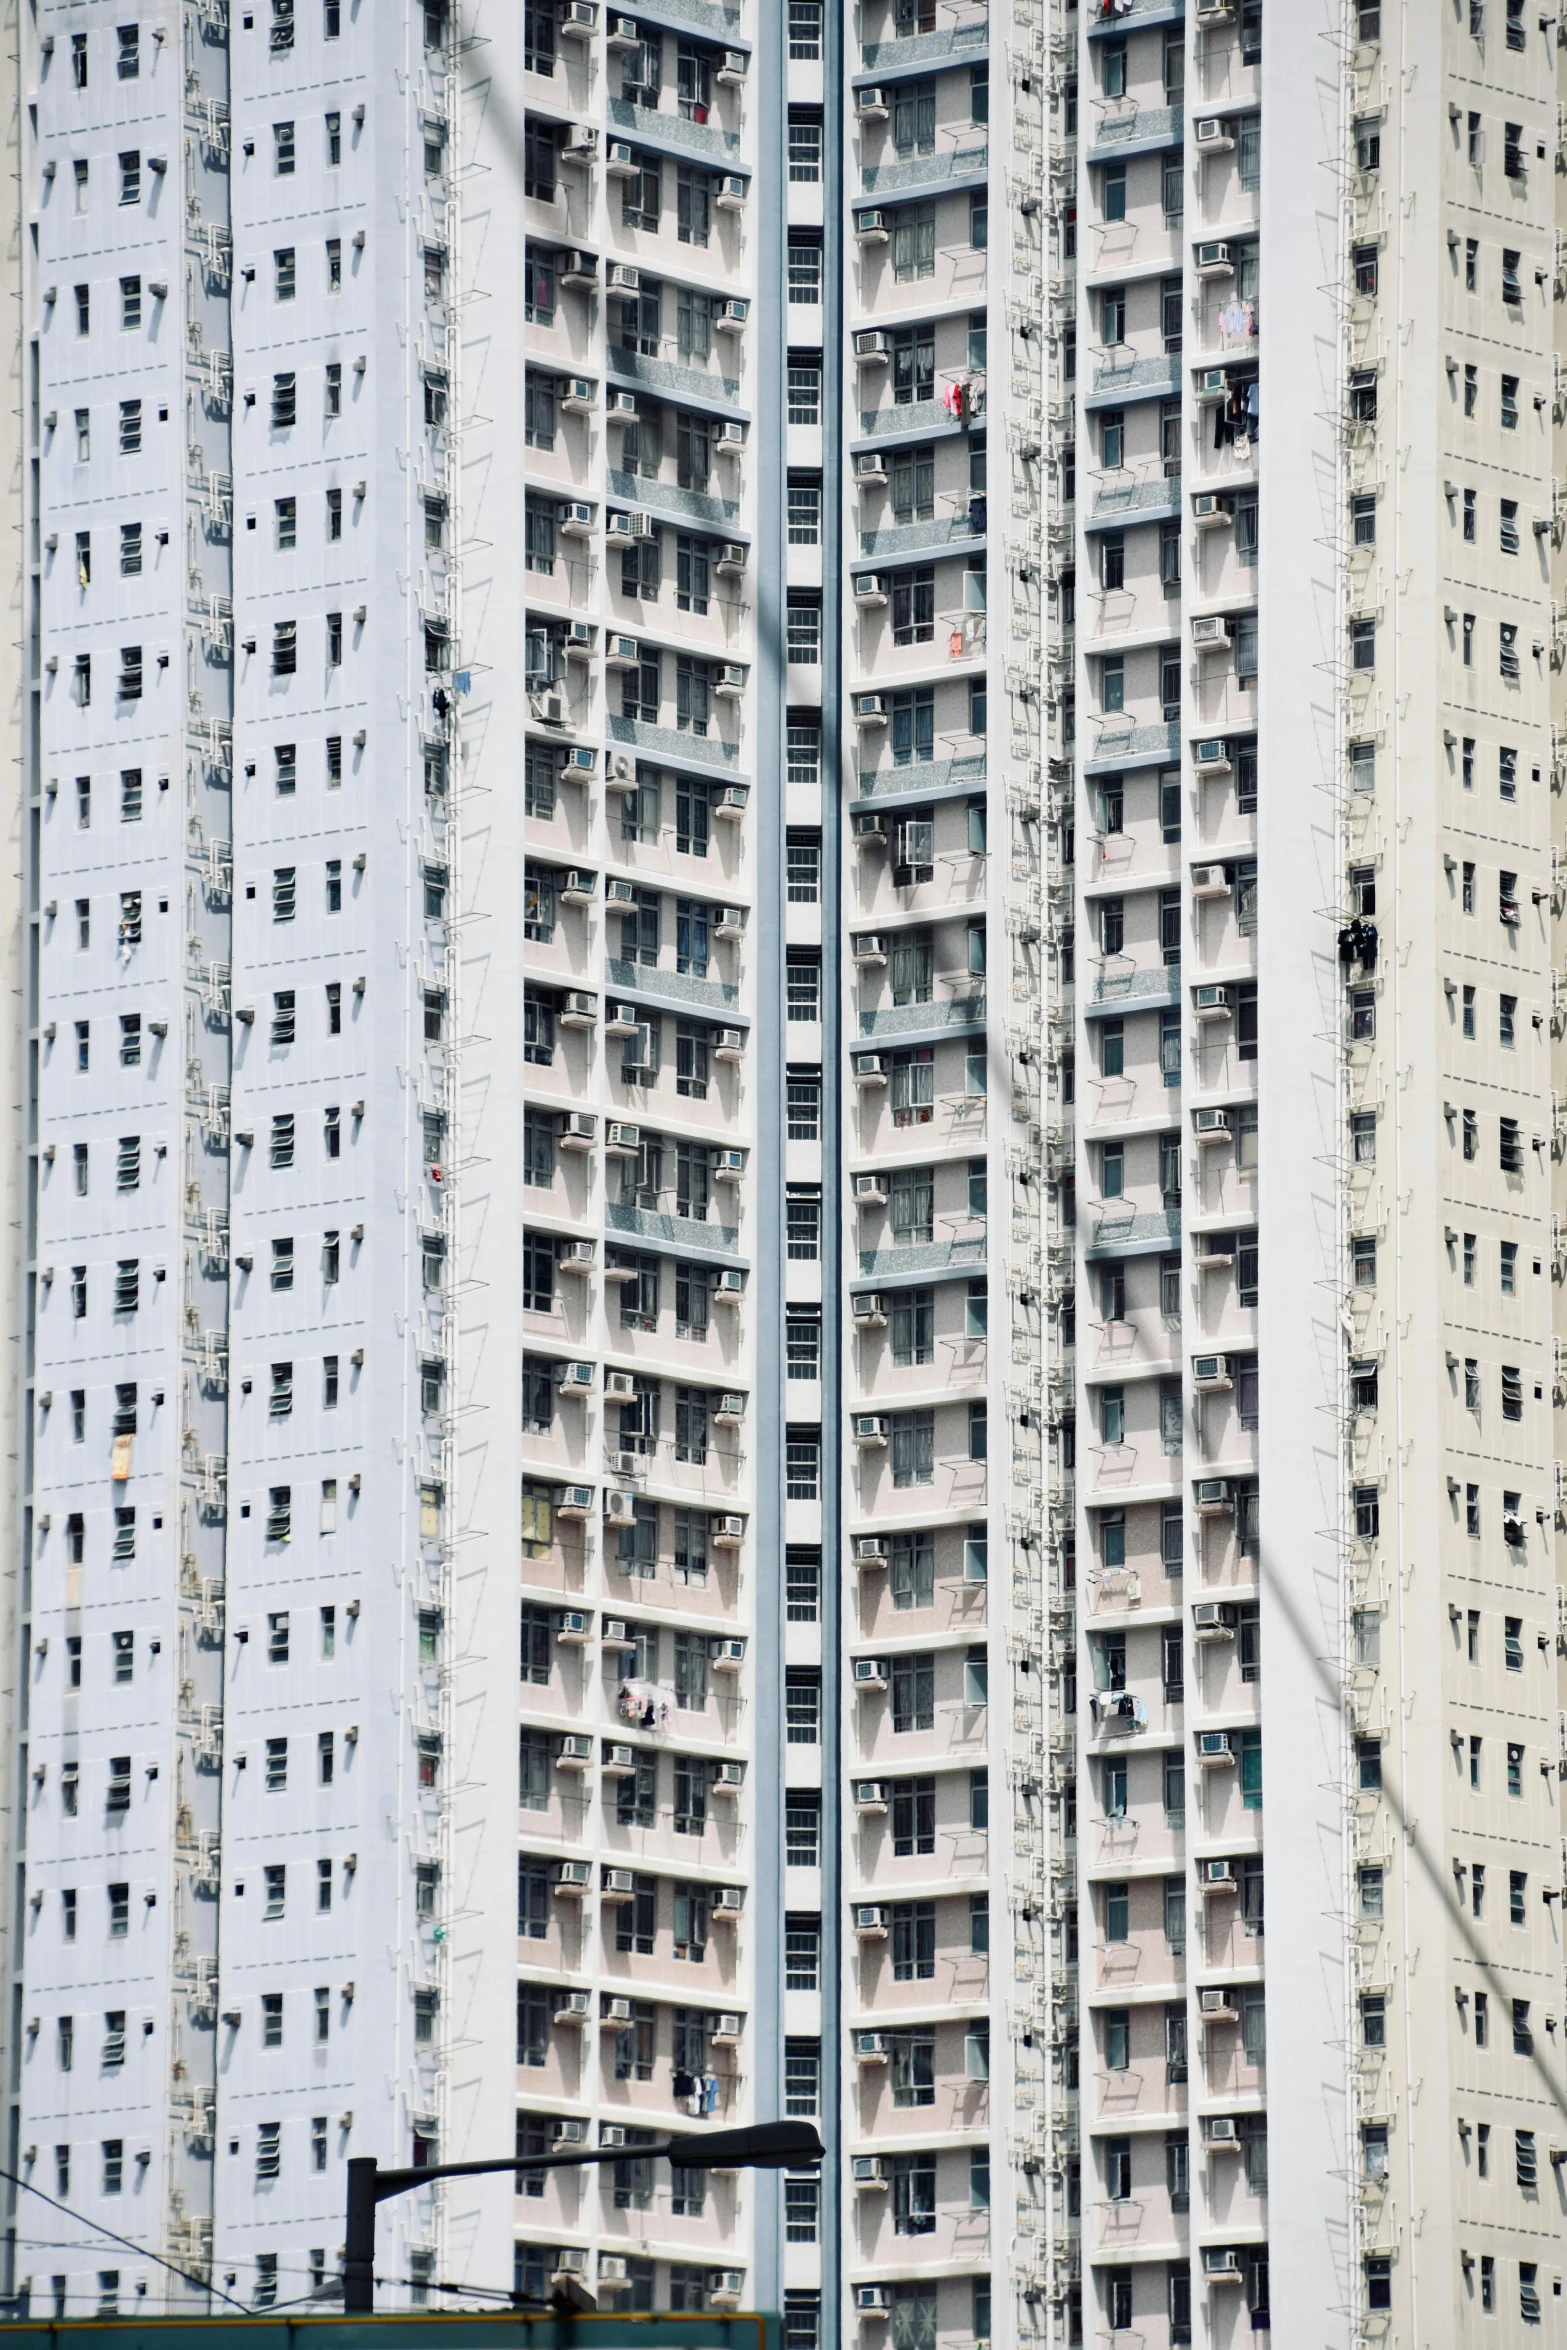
859,509,984,559
608,714,741,770
854,753,987,800
858,1232,987,1280
607,95,742,163
605,1201,741,1253
605,956,739,1012
608,469,739,530
1089,1206,1182,1255
1087,103,1183,160
1089,351,1183,402
858,991,985,1039
607,345,742,411
859,11,988,69
861,140,989,195
1091,962,1179,1007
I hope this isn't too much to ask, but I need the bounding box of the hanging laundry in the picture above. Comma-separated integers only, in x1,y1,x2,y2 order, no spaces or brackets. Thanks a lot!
1244,379,1260,441
941,379,964,420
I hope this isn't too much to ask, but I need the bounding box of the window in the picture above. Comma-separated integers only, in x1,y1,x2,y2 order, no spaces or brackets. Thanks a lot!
788,233,822,304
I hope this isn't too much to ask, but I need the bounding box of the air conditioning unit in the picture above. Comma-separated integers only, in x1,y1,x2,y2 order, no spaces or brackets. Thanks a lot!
1196,0,1237,20
608,262,641,292
600,1997,633,2026
604,1490,637,1527
715,542,747,575
605,633,640,669
598,2250,629,2280
1194,239,1234,277
716,297,749,329
713,2012,744,2042
854,1781,888,1811
714,1885,745,1915
1194,367,1227,405
1194,1107,1231,1141
555,1607,591,1639
854,697,888,730
553,1859,592,1893
605,1122,641,1155
1195,1478,1233,1514
855,2034,889,2065
606,512,648,543
714,1760,745,1790
1202,2248,1243,2281
1191,1353,1233,1390
606,11,640,41
557,1111,598,1151
853,1054,886,1087
1192,1602,1232,1640
557,1485,594,1520
852,1292,887,1326
716,174,748,210
855,329,890,364
562,123,599,158
561,381,597,419
854,1905,888,1936
1197,1730,1234,1766
557,1733,594,1768
601,1743,636,1776
855,449,888,484
552,1991,592,2023
852,933,887,965
715,1270,746,1302
601,1867,637,1900
559,869,597,904
604,1369,637,1401
712,1513,746,1547
715,662,748,697
854,1535,888,1568
853,2156,888,2185
1192,614,1233,649
1193,115,1234,151
853,1172,888,1205
855,86,889,118
1193,737,1231,773
1192,863,1231,897
560,995,597,1032
1192,492,1230,529
709,2274,745,2310
712,1636,746,1668
857,2286,891,2315
714,1147,747,1176
559,0,596,32
552,2249,590,2283
853,1657,889,1690
714,1394,747,1427
854,573,888,606
1193,984,1231,1020
557,1365,595,1397
714,1028,745,1060
715,786,749,821
605,1001,642,1036
855,209,889,244
606,139,639,176
553,2118,589,2148
853,1414,888,1446
1199,1986,1238,2018
558,1239,597,1269
1202,1858,1237,1890
561,746,596,778
1203,2116,1241,2146
716,43,747,79
715,905,747,939
559,501,595,537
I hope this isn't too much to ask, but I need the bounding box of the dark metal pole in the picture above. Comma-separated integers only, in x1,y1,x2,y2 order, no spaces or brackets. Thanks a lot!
341,2120,823,2313
343,2156,380,2315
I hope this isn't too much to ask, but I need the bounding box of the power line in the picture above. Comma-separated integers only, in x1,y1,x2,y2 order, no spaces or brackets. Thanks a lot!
0,2168,251,2315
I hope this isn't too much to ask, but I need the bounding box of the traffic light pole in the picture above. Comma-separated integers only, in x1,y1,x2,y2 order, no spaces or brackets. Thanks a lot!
343,2119,825,2313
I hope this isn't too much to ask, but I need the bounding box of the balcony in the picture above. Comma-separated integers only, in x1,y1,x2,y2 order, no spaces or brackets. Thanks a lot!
859,509,985,560
1087,104,1184,163
858,991,985,1041
859,11,989,70
858,1232,986,1281
1083,720,1181,776
605,956,739,1014
854,752,987,805
605,1201,741,1255
1089,962,1180,1013
608,469,739,531
1086,352,1183,411
1086,0,1185,33
632,0,743,33
1086,478,1182,535
607,95,741,164
608,344,743,413
607,713,742,771
861,140,989,196
1086,1206,1182,1260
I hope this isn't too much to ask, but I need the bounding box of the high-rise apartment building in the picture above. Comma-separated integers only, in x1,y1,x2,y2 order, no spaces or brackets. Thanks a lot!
5,0,1567,2346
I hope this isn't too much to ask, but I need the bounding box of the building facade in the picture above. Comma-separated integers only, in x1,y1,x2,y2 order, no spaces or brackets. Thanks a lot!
4,0,1567,2348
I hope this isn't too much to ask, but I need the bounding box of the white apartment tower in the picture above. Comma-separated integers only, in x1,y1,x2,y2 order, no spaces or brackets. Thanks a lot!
6,0,1567,2346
